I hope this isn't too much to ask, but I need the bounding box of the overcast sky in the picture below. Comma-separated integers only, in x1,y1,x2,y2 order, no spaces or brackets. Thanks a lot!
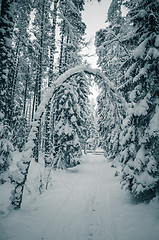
82,0,112,68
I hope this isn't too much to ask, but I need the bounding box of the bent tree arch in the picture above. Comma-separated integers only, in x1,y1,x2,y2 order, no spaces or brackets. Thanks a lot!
10,65,128,209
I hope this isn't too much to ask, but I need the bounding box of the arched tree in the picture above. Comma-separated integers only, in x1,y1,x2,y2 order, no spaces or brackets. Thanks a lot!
9,65,126,209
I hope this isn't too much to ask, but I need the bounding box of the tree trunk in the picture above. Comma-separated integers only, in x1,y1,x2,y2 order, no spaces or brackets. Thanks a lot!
37,0,45,106
23,66,29,116
44,0,58,167
48,0,58,87
32,77,38,121
59,23,65,74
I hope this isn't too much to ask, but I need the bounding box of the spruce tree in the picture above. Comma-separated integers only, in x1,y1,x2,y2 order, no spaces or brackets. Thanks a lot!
95,0,127,158
52,0,87,168
0,0,15,118
53,80,82,169
44,0,59,168
0,112,14,183
120,0,159,199
31,0,52,162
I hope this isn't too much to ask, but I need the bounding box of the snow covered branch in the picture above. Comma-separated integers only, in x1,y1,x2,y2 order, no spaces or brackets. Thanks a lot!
10,65,128,209
32,65,128,146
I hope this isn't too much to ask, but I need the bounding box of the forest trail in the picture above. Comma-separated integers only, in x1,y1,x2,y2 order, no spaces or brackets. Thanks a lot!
1,150,159,240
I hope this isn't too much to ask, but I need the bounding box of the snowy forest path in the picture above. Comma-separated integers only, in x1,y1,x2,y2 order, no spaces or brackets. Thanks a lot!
38,150,116,240
1,150,159,240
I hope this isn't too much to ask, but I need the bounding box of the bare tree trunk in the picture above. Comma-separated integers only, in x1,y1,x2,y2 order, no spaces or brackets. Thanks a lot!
23,66,29,116
28,98,32,122
37,0,45,106
32,0,46,163
48,0,58,87
32,77,38,121
59,23,65,74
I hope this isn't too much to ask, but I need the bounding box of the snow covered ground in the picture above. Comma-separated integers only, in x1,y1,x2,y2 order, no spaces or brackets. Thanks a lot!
0,150,159,240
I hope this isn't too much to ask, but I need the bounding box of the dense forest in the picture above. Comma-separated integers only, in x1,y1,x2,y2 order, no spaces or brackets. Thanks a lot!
0,0,159,210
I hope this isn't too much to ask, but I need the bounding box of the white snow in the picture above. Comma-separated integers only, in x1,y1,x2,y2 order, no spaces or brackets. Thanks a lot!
133,145,145,171
135,171,157,192
4,37,12,48
125,62,137,79
133,97,149,116
148,104,159,136
155,34,159,47
146,47,159,60
74,133,79,145
132,39,148,59
64,120,72,135
0,150,159,240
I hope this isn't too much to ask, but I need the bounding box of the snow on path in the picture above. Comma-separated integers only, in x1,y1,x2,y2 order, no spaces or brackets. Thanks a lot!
0,151,159,240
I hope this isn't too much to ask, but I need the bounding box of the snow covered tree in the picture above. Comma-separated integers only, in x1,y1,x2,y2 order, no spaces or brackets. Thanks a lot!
95,0,130,86
120,0,159,200
76,73,91,149
87,98,99,150
0,112,14,183
31,0,53,162
95,0,127,158
0,0,15,115
48,0,58,87
58,0,86,74
44,0,59,168
96,75,124,158
31,0,52,109
0,0,14,182
0,0,33,182
52,80,82,169
9,1,33,150
6,0,32,127
51,0,87,168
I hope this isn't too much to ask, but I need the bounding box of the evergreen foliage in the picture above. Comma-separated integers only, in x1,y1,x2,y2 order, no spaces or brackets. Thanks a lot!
53,80,82,168
95,0,127,158
0,112,14,183
95,0,159,200
52,0,88,168
120,0,159,199
0,0,16,118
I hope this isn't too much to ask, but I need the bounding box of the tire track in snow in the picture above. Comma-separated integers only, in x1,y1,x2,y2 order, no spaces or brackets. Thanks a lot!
85,156,116,240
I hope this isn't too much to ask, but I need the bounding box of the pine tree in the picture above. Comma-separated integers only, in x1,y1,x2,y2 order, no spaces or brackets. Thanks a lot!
52,0,87,168
0,0,32,181
58,0,86,73
76,72,91,150
0,0,16,119
0,112,14,183
95,0,127,158
96,75,124,157
9,1,32,150
53,80,82,169
44,0,59,168
6,0,32,128
87,99,99,150
120,0,159,200
31,0,52,162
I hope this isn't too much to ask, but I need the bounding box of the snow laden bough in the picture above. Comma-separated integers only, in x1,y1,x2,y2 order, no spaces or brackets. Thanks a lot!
9,65,128,210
